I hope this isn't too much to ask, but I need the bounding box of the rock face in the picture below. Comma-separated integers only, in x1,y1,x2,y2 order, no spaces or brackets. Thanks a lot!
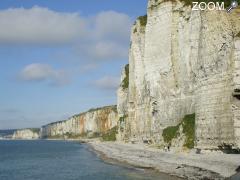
12,129,40,140
117,0,240,150
40,105,118,139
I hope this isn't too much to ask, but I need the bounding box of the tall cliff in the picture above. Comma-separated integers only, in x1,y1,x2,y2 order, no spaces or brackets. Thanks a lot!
117,0,240,151
12,128,40,140
41,105,118,139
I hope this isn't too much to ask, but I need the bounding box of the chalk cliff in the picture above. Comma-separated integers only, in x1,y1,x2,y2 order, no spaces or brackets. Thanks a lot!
117,0,240,151
12,128,40,140
40,105,118,139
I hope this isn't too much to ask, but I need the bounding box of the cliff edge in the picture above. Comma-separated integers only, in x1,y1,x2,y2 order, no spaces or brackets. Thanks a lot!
12,128,40,140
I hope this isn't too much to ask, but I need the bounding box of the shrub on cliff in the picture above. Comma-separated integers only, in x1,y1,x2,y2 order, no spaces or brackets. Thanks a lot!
138,15,147,27
102,126,118,141
236,32,240,38
182,114,195,148
162,113,195,149
162,124,180,144
121,64,129,89
119,115,128,132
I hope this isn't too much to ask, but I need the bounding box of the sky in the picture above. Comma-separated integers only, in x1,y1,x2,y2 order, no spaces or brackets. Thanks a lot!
0,0,148,129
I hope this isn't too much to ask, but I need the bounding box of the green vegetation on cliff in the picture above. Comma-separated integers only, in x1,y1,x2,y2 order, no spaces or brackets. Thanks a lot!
236,32,240,38
29,128,40,133
122,64,129,89
133,15,147,33
102,126,118,141
87,105,117,113
119,115,128,123
119,115,128,132
182,114,195,148
162,113,195,149
138,15,147,27
65,132,83,139
162,124,180,143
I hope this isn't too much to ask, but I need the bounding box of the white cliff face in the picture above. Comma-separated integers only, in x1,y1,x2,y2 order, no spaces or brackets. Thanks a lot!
117,0,240,150
40,106,118,139
12,129,40,140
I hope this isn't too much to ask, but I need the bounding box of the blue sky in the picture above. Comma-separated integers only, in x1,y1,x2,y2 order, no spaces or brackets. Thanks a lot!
0,0,148,129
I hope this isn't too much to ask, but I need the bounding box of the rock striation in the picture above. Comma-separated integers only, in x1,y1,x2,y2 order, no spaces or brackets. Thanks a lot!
40,105,118,139
12,128,40,140
117,0,240,151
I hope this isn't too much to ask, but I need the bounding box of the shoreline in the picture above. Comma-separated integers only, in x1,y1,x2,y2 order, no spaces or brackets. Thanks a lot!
2,138,240,179
88,141,240,180
86,142,183,180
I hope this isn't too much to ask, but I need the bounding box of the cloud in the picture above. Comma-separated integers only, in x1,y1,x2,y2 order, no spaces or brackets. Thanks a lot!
94,76,120,90
78,41,128,61
0,6,85,45
79,11,131,61
19,63,70,86
93,41,128,60
0,6,132,61
94,11,132,43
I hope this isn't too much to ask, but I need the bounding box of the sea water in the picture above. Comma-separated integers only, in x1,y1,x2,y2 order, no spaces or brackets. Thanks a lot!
0,140,179,180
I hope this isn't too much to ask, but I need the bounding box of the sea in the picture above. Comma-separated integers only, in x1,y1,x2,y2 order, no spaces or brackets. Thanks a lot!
0,140,179,180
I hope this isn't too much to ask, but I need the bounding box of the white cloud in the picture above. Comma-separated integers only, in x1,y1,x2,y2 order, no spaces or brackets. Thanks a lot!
94,76,120,90
0,7,132,61
19,63,70,86
81,11,131,61
95,11,132,43
0,6,85,44
78,41,128,61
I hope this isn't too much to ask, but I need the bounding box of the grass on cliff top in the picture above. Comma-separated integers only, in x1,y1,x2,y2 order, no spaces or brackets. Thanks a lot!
162,113,195,149
29,128,40,133
121,64,129,89
138,15,147,27
102,126,118,141
87,105,117,113
70,105,117,118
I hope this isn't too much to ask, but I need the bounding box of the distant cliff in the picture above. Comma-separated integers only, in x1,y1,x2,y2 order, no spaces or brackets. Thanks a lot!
117,0,240,151
12,128,40,140
40,105,118,139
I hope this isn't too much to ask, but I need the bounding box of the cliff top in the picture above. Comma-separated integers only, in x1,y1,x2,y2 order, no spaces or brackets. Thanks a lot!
15,128,40,133
43,105,117,127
